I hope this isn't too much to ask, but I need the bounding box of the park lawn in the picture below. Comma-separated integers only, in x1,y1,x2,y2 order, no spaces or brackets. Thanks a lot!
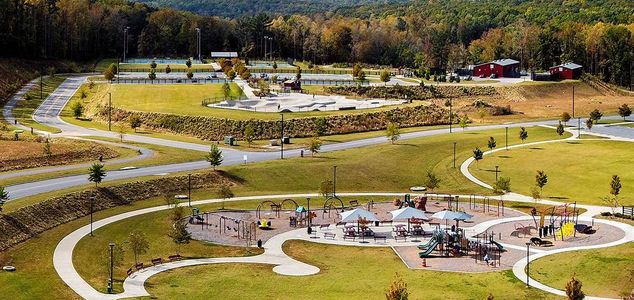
226,126,569,197
118,63,213,71
531,242,634,298
0,137,205,188
469,140,634,206
12,75,66,133
94,59,118,72
142,240,556,300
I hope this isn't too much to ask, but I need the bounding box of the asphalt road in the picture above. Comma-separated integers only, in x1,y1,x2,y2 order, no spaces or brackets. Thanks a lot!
5,75,634,200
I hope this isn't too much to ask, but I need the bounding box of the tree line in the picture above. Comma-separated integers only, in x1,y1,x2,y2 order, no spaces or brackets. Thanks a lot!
1,0,632,87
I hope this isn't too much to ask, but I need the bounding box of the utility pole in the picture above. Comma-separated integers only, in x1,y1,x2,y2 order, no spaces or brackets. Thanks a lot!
108,92,112,131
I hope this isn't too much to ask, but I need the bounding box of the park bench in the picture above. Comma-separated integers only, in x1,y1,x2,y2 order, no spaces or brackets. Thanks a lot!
319,224,330,230
379,220,393,226
135,262,144,271
343,234,356,241
168,254,182,262
394,235,408,242
349,200,359,207
373,234,387,243
151,258,163,265
323,232,336,240
335,221,347,227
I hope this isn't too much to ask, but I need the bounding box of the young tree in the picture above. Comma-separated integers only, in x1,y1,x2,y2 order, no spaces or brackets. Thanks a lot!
148,69,157,80
556,121,565,136
43,138,52,158
129,115,142,133
103,69,115,81
423,171,441,191
88,163,106,188
218,184,234,210
168,219,191,255
295,67,302,81
187,70,194,79
385,273,408,300
243,124,254,147
309,138,322,157
71,101,83,119
565,274,585,300
185,58,192,68
585,118,594,131
127,231,149,265
352,64,362,78
150,60,157,69
386,122,401,144
227,69,237,81
319,179,334,197
618,104,632,120
560,112,571,125
487,137,497,152
0,186,8,213
222,82,231,99
473,147,484,167
205,144,223,170
459,115,470,131
314,117,327,136
610,175,622,198
589,109,603,124
358,70,366,81
493,177,511,195
165,65,171,74
519,127,528,143
380,70,391,85
240,70,251,80
535,170,548,192
272,61,278,70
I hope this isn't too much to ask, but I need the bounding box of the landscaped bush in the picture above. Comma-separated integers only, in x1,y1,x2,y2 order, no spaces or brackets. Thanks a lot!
101,103,451,141
0,171,237,251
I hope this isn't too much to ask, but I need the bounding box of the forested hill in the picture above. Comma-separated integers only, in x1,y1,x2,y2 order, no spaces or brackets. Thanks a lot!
136,0,411,17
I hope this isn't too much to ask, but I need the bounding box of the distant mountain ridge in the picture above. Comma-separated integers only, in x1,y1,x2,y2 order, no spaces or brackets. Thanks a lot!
135,0,411,17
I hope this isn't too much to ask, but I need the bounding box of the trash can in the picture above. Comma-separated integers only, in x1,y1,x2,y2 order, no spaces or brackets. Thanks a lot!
224,136,235,146
257,239,262,248
282,136,290,144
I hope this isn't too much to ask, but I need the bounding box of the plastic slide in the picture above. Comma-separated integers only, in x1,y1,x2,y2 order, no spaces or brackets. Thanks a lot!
489,239,505,251
418,238,440,258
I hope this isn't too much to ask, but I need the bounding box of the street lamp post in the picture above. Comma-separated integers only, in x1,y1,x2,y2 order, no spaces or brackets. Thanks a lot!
453,142,456,168
449,98,453,133
495,166,499,181
307,197,311,227
188,173,192,207
108,92,112,131
505,127,508,150
333,165,337,198
123,27,130,63
577,117,581,139
264,35,268,61
280,113,284,159
195,28,201,62
572,85,575,118
108,243,115,293
89,196,94,236
525,242,531,287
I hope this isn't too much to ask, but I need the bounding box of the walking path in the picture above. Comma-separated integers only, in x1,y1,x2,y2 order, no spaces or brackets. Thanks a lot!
53,192,634,300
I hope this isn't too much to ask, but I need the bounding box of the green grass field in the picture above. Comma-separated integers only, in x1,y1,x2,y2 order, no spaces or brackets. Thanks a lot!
143,240,556,300
12,76,66,133
470,140,634,205
531,242,634,298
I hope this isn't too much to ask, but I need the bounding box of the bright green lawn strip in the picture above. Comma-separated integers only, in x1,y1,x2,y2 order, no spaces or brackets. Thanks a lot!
142,240,556,300
470,140,634,205
118,64,213,71
12,76,66,133
531,242,634,298
0,138,205,187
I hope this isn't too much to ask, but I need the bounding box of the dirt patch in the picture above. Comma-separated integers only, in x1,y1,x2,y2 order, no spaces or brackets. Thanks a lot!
0,138,119,172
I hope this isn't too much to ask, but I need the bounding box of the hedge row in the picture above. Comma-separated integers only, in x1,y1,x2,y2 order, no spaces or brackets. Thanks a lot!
0,171,237,251
324,85,498,100
101,103,451,141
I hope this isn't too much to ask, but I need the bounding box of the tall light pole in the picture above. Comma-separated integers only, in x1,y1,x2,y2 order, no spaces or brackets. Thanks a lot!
577,117,581,139
449,98,453,133
264,35,268,61
572,85,575,118
280,113,284,159
89,196,95,236
525,242,531,287
195,28,201,62
108,92,112,131
505,127,508,150
188,173,192,207
269,36,273,62
495,166,499,181
108,243,115,293
332,165,337,198
123,27,130,63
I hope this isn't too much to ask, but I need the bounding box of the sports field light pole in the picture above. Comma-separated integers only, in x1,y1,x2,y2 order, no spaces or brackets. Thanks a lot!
195,28,201,62
107,92,112,131
108,243,115,293
525,242,531,287
280,113,284,159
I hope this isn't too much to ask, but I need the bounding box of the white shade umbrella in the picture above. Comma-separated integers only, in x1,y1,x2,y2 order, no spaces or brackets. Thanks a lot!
340,208,379,222
431,210,472,229
390,207,429,221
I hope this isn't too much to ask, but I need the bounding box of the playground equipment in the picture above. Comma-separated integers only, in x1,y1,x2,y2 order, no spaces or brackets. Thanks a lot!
472,230,502,267
256,198,299,219
216,213,257,247
418,231,443,258
396,194,428,210
531,202,579,240
468,195,505,217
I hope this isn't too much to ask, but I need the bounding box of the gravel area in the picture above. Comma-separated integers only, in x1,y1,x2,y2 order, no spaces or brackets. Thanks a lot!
394,246,525,272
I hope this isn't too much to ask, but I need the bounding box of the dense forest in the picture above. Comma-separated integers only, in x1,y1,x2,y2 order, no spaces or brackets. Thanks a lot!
0,0,633,86
136,0,409,18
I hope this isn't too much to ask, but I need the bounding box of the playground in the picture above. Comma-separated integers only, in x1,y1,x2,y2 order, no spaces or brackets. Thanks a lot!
181,193,626,275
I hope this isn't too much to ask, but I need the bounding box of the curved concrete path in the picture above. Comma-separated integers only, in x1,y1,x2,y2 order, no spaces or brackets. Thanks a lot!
459,127,634,299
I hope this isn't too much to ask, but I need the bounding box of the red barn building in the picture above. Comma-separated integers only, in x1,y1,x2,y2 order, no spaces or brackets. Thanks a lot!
549,62,583,80
473,59,520,78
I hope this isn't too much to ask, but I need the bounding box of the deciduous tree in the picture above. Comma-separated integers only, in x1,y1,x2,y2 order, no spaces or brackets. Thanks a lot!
205,144,223,170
